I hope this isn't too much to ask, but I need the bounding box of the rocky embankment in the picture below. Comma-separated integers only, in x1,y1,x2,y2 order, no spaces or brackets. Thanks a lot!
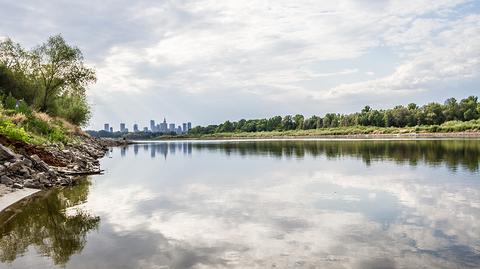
0,135,127,190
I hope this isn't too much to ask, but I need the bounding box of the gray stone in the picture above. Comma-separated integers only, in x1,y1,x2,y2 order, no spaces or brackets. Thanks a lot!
0,144,17,161
8,160,25,172
19,167,31,177
30,155,50,172
12,183,23,189
24,179,40,188
1,175,13,185
34,172,47,182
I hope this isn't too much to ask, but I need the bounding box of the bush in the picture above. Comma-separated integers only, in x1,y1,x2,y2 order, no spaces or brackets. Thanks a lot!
53,93,91,126
23,116,67,143
17,100,32,115
4,94,16,109
0,119,31,143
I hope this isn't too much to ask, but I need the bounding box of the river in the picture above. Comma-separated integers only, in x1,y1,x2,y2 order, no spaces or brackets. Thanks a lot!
0,139,479,268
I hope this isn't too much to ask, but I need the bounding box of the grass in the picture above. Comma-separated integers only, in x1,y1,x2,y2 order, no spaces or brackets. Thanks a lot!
179,120,480,139
0,108,80,145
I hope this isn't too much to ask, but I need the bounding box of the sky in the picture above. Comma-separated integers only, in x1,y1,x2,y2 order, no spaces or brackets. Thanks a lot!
0,0,479,130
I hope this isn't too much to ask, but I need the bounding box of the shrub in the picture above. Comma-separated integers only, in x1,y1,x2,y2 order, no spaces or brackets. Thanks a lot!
53,93,91,126
16,100,32,115
4,94,16,109
0,119,31,143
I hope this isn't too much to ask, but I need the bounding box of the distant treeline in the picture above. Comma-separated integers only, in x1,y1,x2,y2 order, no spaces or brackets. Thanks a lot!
190,96,480,135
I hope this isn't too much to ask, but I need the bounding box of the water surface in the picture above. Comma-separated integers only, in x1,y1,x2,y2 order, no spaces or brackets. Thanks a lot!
1,139,480,268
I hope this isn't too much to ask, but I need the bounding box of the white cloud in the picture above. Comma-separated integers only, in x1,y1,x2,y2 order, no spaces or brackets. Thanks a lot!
320,14,480,99
0,0,477,127
92,0,477,100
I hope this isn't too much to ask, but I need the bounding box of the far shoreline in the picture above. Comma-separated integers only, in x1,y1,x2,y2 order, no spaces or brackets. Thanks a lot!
135,131,480,141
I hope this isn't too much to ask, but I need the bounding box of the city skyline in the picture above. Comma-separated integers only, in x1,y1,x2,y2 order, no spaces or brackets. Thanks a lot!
101,118,192,134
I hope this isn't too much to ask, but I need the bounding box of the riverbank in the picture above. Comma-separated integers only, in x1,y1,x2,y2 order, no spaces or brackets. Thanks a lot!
155,131,480,141
0,135,129,211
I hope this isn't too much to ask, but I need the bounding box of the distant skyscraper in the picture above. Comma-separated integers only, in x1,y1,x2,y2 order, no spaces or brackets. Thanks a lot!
110,127,113,132
182,123,187,133
120,123,126,132
150,120,156,132
104,123,110,132
143,127,148,132
187,122,192,131
169,123,175,132
161,118,168,132
133,124,139,132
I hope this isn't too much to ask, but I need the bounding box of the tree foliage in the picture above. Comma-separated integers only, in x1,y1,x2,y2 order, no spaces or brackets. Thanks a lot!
0,35,95,126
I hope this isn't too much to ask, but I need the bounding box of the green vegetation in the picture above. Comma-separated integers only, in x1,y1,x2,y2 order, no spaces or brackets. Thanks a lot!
188,96,480,138
0,119,31,143
0,96,82,144
0,35,95,126
0,35,94,145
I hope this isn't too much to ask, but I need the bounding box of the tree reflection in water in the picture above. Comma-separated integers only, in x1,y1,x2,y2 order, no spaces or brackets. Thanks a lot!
191,139,480,172
0,177,99,265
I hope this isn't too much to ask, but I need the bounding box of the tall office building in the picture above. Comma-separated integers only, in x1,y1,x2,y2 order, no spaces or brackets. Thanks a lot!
187,122,192,131
104,123,110,132
161,118,168,133
182,123,187,133
150,120,156,132
120,123,126,132
133,124,139,132
110,127,113,132
169,123,175,132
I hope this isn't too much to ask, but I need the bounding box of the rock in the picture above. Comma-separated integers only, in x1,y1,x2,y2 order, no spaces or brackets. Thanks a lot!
1,175,13,185
24,182,40,188
19,167,31,177
0,144,17,161
30,155,50,172
23,158,33,167
8,160,25,172
47,169,57,177
34,172,48,182
12,183,23,189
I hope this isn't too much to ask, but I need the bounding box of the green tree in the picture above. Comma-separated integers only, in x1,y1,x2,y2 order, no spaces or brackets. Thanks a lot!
369,110,385,127
30,35,96,113
293,114,304,129
459,96,479,121
0,39,37,105
266,116,282,131
443,98,460,121
281,115,294,130
422,102,445,125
